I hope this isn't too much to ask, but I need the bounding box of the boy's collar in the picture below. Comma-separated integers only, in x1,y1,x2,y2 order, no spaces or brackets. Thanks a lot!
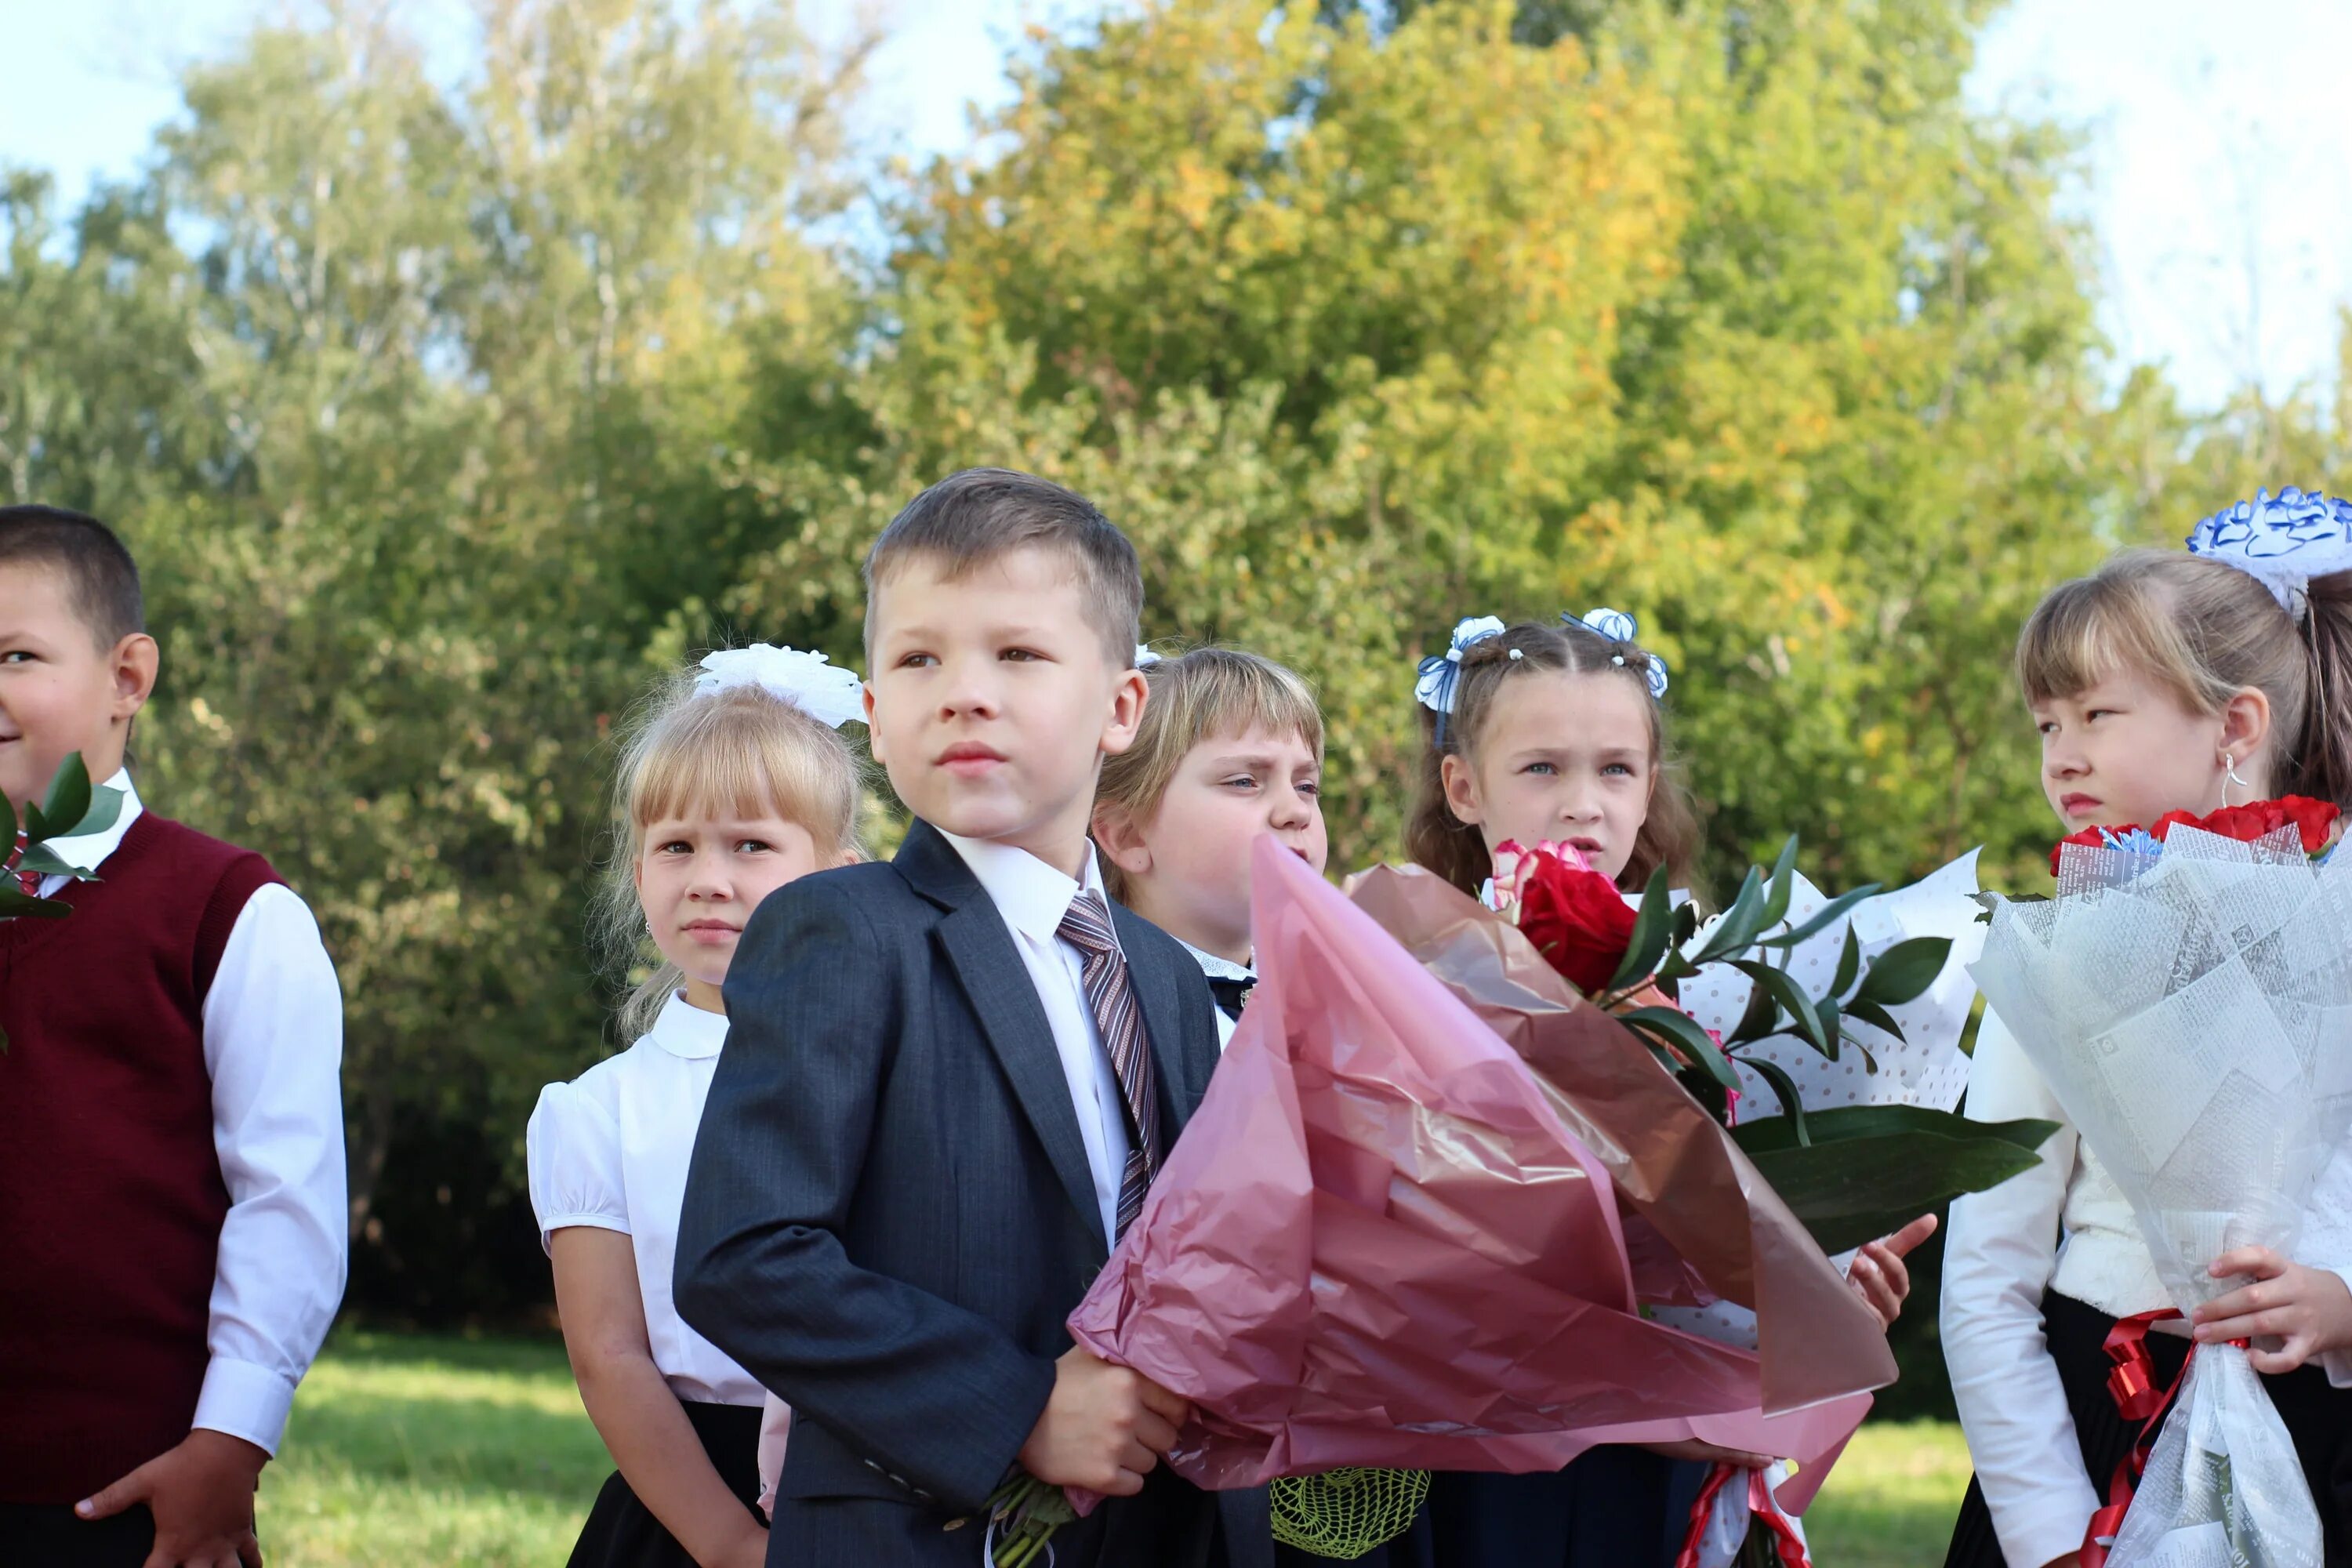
1178,937,1253,982
936,826,1111,946
36,767,143,876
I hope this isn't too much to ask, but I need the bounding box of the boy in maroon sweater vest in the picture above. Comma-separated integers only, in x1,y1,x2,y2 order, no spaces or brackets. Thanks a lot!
0,506,347,1568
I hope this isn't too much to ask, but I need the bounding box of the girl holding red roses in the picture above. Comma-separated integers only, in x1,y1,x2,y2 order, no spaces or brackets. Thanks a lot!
1944,522,2352,1568
1401,611,1924,1568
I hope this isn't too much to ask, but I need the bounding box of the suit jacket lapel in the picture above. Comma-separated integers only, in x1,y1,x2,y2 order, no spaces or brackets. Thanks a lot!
896,822,1109,1256
1112,903,1209,1132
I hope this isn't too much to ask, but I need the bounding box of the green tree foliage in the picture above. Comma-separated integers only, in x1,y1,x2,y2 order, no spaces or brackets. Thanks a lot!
1,0,869,1312
3,0,2337,1323
736,0,2171,889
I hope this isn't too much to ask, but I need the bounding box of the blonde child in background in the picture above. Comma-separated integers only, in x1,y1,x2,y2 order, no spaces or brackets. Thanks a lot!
1091,644,1432,1567
528,646,862,1568
1091,646,1329,1046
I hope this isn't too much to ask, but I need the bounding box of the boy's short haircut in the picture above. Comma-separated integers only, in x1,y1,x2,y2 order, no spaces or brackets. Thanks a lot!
862,468,1142,663
0,505,144,648
1095,647,1324,903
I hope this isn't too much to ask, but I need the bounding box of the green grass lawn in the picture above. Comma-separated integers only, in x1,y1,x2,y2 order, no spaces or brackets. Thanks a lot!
264,1333,1971,1565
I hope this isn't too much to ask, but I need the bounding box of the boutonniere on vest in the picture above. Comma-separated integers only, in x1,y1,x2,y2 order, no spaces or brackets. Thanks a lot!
2,753,126,1043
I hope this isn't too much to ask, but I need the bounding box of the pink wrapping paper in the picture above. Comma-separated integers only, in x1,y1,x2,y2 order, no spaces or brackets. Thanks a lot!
1066,841,1884,1497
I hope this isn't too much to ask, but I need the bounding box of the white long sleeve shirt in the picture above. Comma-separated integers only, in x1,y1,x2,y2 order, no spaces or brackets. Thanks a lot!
1943,1007,2352,1568
40,771,348,1456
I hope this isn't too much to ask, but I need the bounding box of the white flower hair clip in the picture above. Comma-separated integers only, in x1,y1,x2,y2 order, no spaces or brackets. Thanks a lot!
1568,607,1670,699
1414,615,1507,742
1135,644,1163,668
695,644,866,729
2185,486,2352,622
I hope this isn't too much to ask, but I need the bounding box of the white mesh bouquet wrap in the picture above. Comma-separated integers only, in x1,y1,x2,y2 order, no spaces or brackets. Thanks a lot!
1973,822,2352,1568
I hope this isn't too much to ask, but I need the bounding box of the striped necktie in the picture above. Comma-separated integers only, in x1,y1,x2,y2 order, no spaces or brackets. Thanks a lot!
1057,891,1163,1238
13,833,36,898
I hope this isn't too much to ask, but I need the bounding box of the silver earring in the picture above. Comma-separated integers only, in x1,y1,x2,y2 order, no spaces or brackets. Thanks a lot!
2222,751,2250,807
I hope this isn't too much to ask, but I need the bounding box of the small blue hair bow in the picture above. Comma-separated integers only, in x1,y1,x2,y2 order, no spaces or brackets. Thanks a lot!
1414,615,1506,742
1568,608,1669,699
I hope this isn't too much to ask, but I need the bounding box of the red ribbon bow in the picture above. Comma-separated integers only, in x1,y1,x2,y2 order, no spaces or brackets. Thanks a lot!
1674,1462,1810,1568
2079,1309,2246,1568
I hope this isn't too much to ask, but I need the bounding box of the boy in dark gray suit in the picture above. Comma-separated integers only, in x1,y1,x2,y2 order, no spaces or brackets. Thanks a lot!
675,470,1265,1567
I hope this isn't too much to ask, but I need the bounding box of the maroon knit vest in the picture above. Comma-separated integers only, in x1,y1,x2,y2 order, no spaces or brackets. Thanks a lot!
0,811,282,1504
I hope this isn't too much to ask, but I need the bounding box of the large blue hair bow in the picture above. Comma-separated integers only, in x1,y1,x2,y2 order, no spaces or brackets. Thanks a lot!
1414,615,1507,743
1567,607,1669,699
2185,486,2352,622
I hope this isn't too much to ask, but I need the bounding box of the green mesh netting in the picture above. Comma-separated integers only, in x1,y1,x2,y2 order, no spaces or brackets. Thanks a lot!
1269,1468,1432,1559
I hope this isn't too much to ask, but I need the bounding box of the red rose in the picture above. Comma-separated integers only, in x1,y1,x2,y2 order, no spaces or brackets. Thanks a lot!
2048,795,2342,875
1515,846,1641,995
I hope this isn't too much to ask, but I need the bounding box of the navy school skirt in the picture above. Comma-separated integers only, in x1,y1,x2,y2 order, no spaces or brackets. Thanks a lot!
1944,1287,2352,1566
568,1399,765,1568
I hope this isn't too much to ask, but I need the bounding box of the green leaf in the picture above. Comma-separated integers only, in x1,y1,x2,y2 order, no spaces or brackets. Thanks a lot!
38,753,91,844
1757,835,1802,930
0,884,74,919
1855,937,1954,1007
1731,1104,2056,1156
0,785,14,848
66,784,124,840
1817,995,1845,1065
1671,901,1699,949
1724,964,1780,1047
1737,1052,1811,1146
1755,884,1881,950
1690,866,1769,966
1845,996,1907,1043
1608,864,1677,992
13,844,94,878
1831,924,1862,999
1621,1005,1740,1091
1734,1110,2062,1253
1732,959,1832,1059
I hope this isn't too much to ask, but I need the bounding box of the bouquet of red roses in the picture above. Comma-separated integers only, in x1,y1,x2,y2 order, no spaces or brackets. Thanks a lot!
2046,793,2338,873
1490,837,2054,1252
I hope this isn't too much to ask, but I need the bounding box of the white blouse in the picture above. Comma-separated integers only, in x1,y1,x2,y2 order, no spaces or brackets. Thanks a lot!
527,993,764,1407
1943,1007,2352,1568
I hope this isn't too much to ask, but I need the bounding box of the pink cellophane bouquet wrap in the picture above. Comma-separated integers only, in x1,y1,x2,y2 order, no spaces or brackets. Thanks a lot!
1065,840,1889,1505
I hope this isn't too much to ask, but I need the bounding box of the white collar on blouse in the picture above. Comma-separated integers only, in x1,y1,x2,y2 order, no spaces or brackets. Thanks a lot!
648,990,730,1060
1178,937,1254,982
39,767,144,876
939,829,1118,952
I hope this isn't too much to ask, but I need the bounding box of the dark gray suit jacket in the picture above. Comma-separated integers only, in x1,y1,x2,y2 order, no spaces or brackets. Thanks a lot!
674,818,1271,1568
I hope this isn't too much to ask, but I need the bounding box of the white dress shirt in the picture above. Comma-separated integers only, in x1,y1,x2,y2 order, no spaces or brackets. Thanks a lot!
38,771,348,1457
527,993,764,1406
940,831,1132,1247
1178,938,1253,1051
1943,1006,2352,1568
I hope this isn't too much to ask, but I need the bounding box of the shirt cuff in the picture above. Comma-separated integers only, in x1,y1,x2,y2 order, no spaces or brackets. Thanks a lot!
1993,1482,2100,1568
193,1355,300,1457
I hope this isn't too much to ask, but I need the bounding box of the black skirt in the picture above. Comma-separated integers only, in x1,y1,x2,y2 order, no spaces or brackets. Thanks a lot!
568,1399,766,1568
1421,1446,1708,1568
1945,1288,2352,1567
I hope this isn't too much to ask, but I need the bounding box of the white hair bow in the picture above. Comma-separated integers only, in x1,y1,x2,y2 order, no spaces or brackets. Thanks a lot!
695,644,866,729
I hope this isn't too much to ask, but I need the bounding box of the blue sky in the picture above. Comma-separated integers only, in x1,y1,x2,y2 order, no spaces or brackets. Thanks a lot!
5,0,2347,412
